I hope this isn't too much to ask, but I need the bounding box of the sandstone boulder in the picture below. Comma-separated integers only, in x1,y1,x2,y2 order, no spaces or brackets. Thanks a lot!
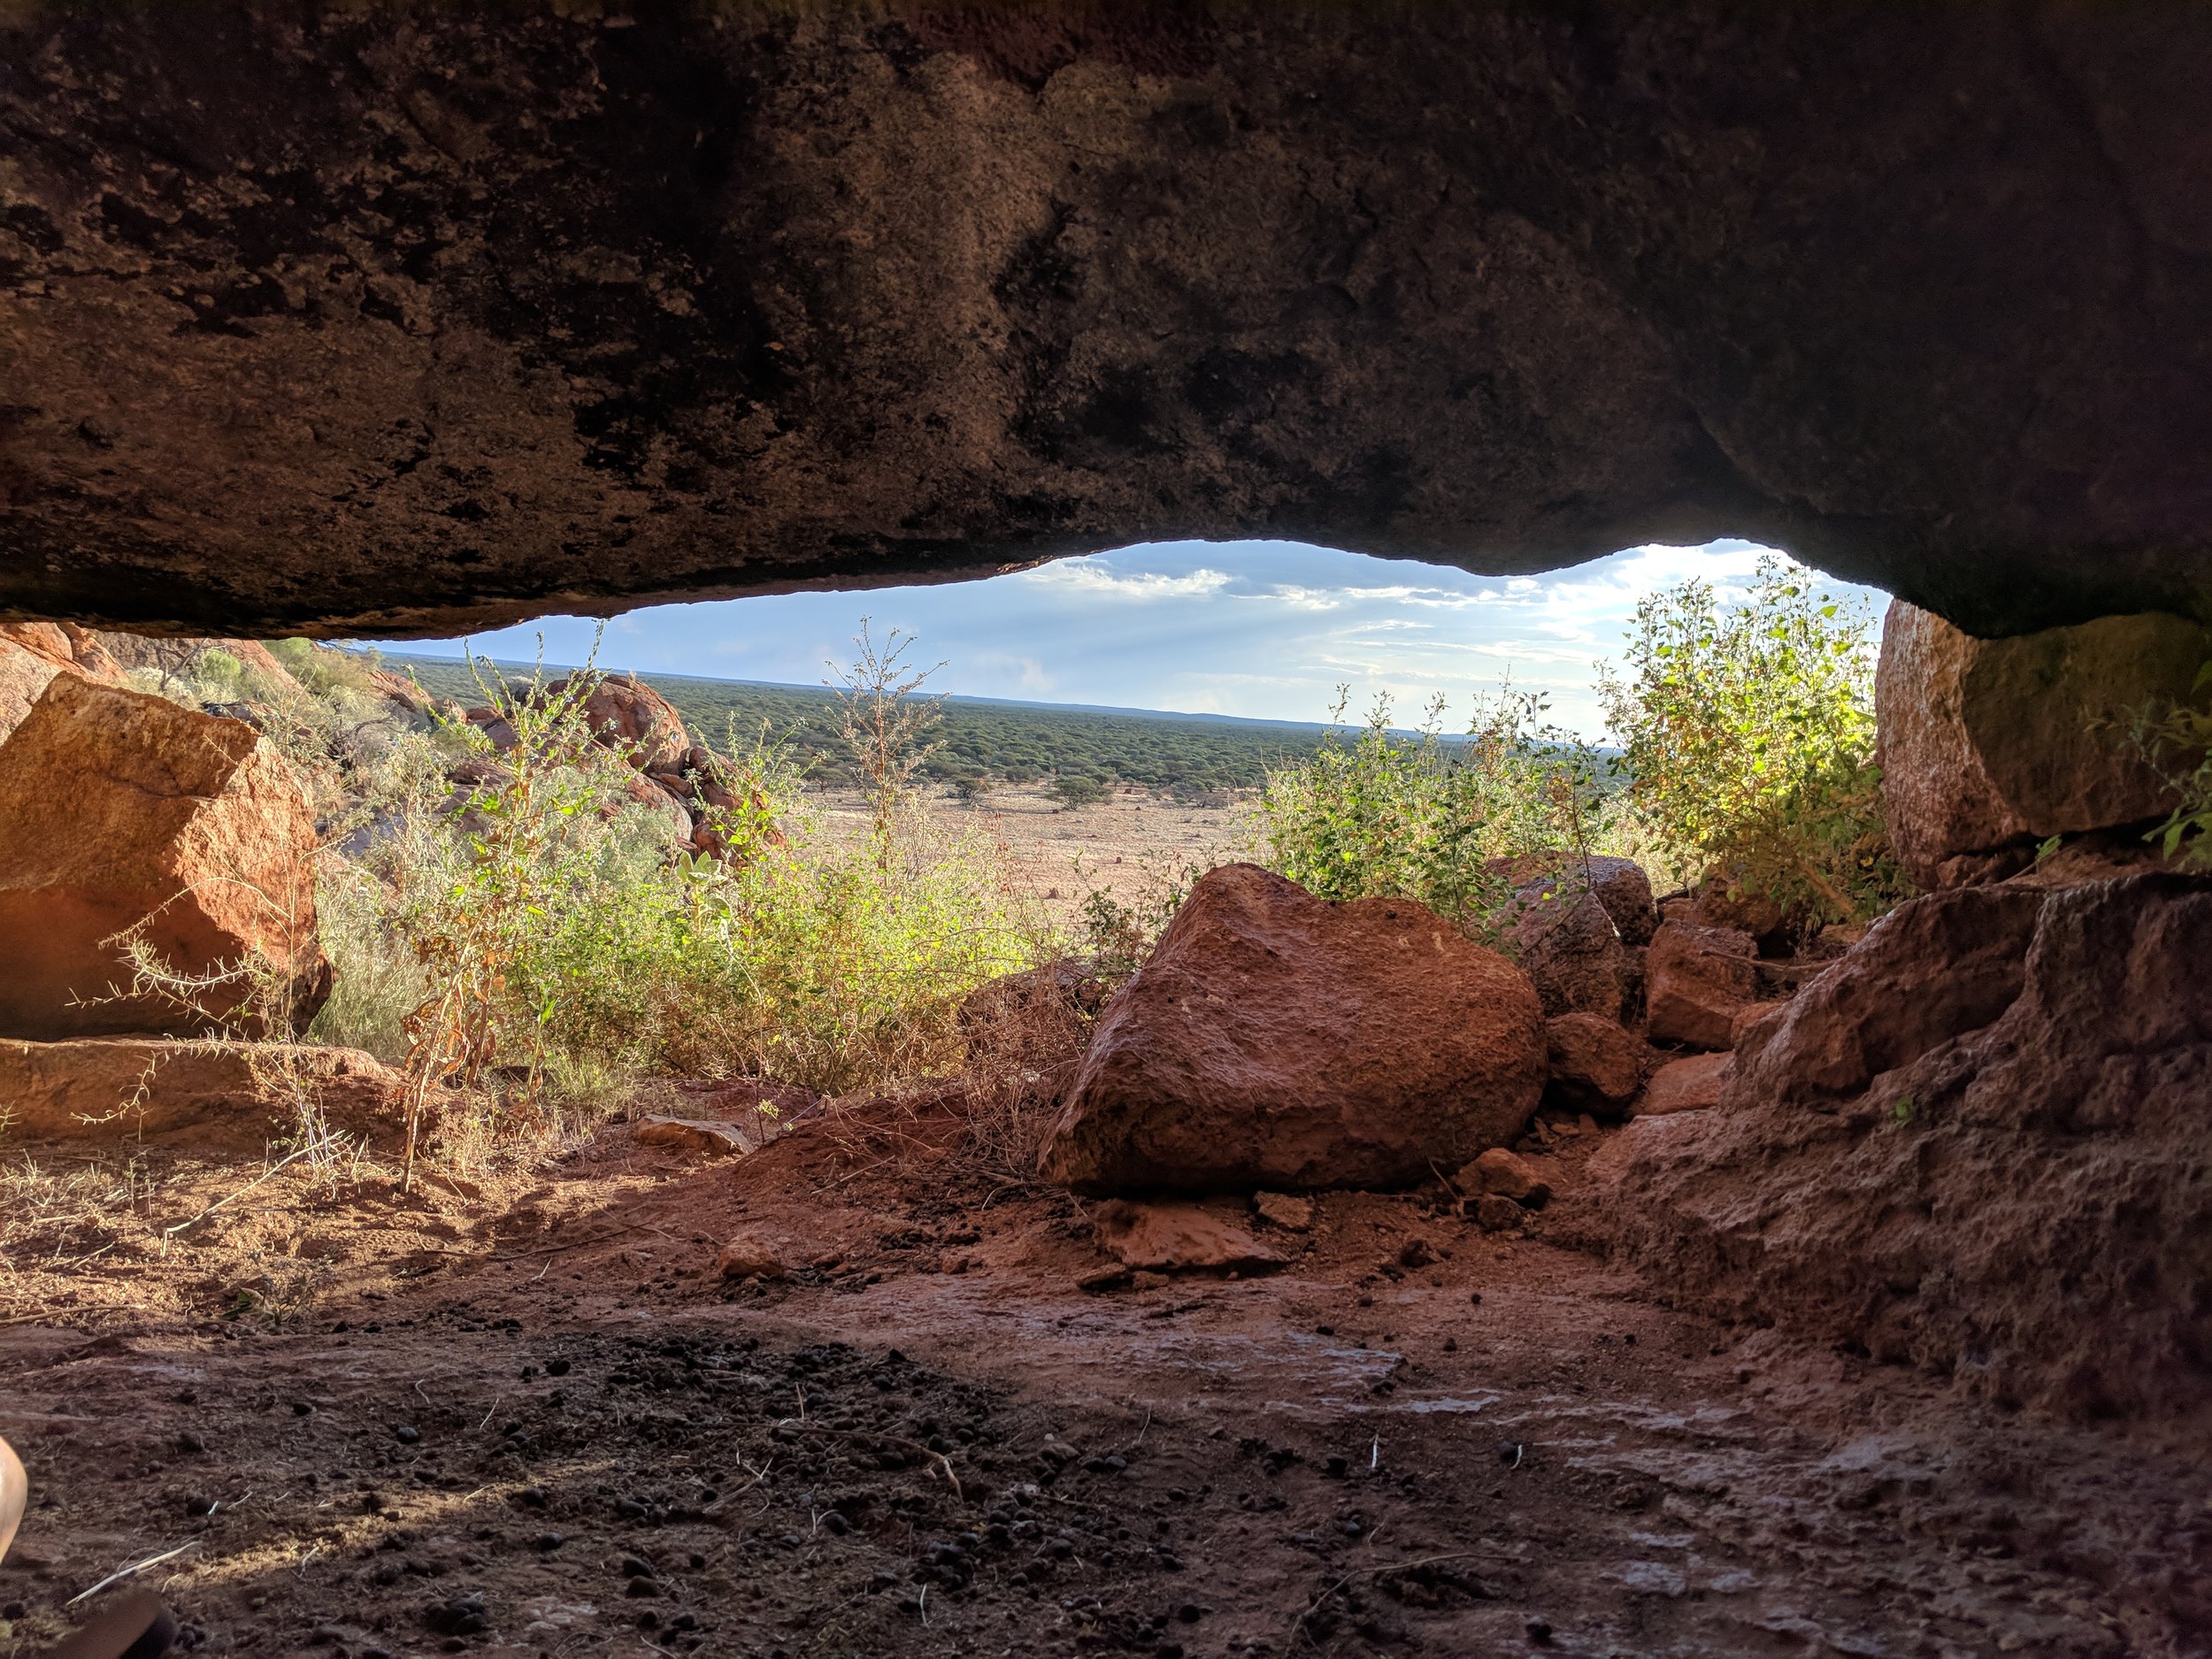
1251,1192,1316,1232
1686,870,1791,948
0,677,330,1038
715,1230,787,1281
0,623,87,741
1644,920,1765,1050
655,1078,820,1150
1877,601,2209,889
1471,1194,1526,1233
1091,1200,1286,1274
1039,864,1546,1194
461,705,518,752
1505,887,1627,1021
553,673,691,772
1592,872,2212,1417
1635,1052,1732,1117
1490,855,1658,946
0,623,201,746
619,772,695,847
1580,856,1661,946
635,1116,750,1158
0,1037,401,1144
1544,1013,1647,1110
1458,1147,1550,1206
1727,885,2047,1113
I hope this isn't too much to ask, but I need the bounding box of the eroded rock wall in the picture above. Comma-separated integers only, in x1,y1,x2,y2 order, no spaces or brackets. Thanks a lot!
1877,601,2208,887
1586,874,2212,1417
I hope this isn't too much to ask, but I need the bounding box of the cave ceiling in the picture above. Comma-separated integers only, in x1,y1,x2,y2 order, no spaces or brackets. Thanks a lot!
3,3,2210,639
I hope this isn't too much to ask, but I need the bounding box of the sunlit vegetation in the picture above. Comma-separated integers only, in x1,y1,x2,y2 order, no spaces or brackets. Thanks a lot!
136,636,1057,1173
113,554,1906,1179
1599,557,1904,927
1252,557,1905,937
1253,687,1605,938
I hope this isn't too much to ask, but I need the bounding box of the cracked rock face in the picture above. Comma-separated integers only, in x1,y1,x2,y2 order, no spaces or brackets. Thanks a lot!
4,4,2211,638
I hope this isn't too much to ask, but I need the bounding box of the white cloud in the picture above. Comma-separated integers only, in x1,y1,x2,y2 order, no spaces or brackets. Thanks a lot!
1021,560,1233,602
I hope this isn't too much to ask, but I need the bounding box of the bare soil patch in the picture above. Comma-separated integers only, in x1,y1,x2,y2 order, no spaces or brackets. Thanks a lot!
2,1103,2202,1658
809,785,1248,922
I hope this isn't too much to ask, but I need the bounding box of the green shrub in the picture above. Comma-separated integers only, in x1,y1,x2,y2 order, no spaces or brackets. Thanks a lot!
307,637,1054,1171
1051,774,1110,808
1598,557,1903,927
2133,659,2212,867
267,636,384,699
195,648,244,698
1253,688,1601,935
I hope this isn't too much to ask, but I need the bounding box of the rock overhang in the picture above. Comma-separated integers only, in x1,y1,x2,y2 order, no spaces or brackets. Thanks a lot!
3,2,2210,640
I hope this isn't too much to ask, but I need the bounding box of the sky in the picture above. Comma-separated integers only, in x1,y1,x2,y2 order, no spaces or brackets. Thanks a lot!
375,539,1889,741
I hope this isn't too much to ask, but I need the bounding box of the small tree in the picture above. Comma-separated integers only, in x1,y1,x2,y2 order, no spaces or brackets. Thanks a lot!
1598,557,1903,927
829,621,945,844
1051,773,1110,809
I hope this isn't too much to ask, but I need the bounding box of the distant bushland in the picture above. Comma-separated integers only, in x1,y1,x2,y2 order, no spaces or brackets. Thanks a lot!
381,658,1348,795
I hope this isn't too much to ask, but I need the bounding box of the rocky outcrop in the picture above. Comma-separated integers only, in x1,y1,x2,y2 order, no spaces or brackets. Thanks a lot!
0,676,329,1038
1635,1052,1732,1117
438,672,772,864
1578,856,1662,948
1592,872,2212,1417
1494,856,1656,1023
5,9,2212,639
1877,602,2208,888
1,626,317,748
1039,864,1546,1194
0,623,94,740
1457,1147,1550,1207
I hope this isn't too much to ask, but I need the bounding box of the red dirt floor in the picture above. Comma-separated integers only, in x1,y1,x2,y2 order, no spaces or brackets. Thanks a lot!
2,1103,2206,1659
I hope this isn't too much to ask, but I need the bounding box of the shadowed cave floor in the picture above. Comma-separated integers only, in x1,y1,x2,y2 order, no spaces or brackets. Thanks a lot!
1,1104,2203,1659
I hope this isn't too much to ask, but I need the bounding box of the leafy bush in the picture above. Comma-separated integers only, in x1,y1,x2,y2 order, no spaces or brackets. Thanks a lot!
1253,687,1602,936
268,636,386,699
1598,557,1903,927
1051,774,1110,808
305,638,1053,1171
2132,659,2212,868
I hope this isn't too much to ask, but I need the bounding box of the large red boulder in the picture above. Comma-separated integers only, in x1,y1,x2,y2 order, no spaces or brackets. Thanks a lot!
552,673,691,772
0,676,329,1038
1038,864,1546,1194
1588,872,2212,1417
0,622,85,741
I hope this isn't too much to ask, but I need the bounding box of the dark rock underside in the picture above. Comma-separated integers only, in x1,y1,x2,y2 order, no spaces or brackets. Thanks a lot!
4,3,2210,639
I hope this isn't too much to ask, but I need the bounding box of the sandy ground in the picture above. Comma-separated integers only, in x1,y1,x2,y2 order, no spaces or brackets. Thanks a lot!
804,785,1253,923
2,1099,2203,1659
